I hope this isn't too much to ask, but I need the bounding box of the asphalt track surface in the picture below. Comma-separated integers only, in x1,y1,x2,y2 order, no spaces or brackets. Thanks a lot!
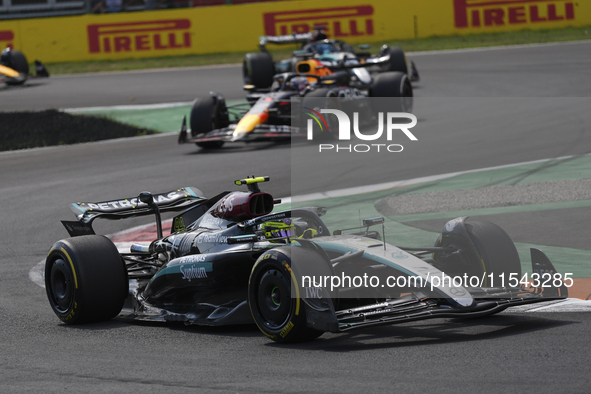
2,41,591,392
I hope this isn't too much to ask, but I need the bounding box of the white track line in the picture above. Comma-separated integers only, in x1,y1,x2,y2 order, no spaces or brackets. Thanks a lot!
63,101,194,112
51,63,240,78
285,153,591,204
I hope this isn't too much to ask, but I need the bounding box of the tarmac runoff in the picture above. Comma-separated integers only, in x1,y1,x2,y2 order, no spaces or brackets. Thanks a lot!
29,154,591,308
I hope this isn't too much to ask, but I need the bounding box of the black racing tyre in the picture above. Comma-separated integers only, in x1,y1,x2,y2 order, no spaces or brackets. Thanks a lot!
434,220,521,287
369,71,412,98
189,95,227,149
302,88,339,140
434,220,521,318
45,235,128,324
248,247,331,343
465,220,522,287
382,46,407,74
3,50,29,86
243,52,275,89
369,71,413,113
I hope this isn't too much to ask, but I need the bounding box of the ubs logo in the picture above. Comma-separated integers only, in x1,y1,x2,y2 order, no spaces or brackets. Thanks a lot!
87,19,191,54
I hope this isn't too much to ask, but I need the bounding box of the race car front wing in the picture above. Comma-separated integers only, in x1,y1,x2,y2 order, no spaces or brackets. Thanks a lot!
178,116,302,144
303,248,569,333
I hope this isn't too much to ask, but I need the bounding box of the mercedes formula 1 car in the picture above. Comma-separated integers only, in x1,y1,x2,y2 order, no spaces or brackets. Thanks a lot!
0,47,49,86
243,27,419,90
45,176,568,343
179,59,413,149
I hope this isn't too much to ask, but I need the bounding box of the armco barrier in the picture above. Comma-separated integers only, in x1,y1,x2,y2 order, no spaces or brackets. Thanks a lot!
1,0,589,63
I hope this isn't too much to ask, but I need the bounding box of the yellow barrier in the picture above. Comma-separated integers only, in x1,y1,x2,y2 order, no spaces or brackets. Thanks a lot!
0,0,589,63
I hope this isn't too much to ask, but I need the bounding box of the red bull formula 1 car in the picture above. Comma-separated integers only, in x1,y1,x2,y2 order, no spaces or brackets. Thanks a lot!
45,176,569,343
179,57,413,149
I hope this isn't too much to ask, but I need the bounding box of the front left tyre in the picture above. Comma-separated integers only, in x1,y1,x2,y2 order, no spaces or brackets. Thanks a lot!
381,46,408,75
248,247,329,343
433,220,522,288
3,50,29,86
189,95,228,149
45,235,128,324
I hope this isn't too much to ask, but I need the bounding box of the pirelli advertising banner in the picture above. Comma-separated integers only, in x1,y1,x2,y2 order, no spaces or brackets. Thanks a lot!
1,0,589,63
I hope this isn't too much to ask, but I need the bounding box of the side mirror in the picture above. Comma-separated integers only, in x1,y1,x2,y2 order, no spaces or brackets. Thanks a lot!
138,191,163,239
139,191,155,206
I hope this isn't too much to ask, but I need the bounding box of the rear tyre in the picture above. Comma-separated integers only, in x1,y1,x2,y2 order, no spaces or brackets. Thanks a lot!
45,235,127,324
248,247,329,343
369,71,413,113
243,52,275,89
382,46,408,74
3,50,29,85
189,95,228,149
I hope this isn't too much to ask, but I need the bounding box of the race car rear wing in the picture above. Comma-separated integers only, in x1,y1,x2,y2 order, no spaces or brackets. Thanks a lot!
259,33,314,50
69,187,207,225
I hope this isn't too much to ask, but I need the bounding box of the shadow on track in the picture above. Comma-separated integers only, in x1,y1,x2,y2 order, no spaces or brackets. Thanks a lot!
0,81,48,92
59,318,262,339
263,313,576,351
55,312,576,348
184,140,294,155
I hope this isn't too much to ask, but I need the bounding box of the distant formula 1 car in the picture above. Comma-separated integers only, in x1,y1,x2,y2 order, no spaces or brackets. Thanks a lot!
0,47,49,86
179,59,413,149
243,27,419,90
45,176,569,343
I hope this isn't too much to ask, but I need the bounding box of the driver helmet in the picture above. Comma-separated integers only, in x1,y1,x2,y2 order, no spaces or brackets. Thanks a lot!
287,76,309,92
316,41,335,55
260,219,295,242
